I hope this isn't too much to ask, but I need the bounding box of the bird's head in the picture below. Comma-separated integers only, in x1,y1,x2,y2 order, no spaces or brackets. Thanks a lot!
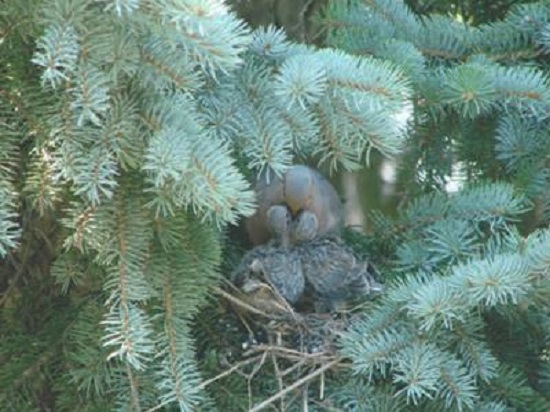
284,165,315,217
292,210,319,243
266,205,291,237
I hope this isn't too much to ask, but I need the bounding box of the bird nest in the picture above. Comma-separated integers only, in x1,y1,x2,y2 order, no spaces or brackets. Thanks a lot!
208,236,383,410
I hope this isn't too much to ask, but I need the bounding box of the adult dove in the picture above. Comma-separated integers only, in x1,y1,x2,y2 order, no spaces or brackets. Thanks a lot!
245,165,344,246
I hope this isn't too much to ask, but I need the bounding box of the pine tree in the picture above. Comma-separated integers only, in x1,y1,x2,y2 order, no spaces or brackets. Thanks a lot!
1,0,550,411
318,1,550,410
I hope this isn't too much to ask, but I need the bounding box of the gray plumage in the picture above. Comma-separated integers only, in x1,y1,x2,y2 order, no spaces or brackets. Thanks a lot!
291,210,319,244
232,244,305,306
266,204,292,248
245,165,344,246
295,238,383,311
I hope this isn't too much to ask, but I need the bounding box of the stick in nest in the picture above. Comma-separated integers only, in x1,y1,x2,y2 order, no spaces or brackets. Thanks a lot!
197,355,264,390
248,359,341,412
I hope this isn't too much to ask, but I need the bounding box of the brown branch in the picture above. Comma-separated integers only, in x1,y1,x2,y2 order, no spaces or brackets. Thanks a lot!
244,344,335,362
212,286,270,318
281,359,307,377
320,369,325,400
247,351,268,410
302,381,309,411
271,352,285,411
197,355,264,390
248,359,340,412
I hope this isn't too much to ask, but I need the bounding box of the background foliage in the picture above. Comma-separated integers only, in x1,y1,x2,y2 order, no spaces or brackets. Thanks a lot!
1,0,550,411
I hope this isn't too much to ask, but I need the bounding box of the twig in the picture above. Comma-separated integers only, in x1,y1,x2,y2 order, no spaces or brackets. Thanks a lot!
247,350,268,409
270,352,285,411
212,286,270,318
290,0,316,42
232,350,267,381
265,281,300,322
249,350,268,379
302,381,309,412
244,344,334,361
281,359,307,377
197,355,263,390
248,359,340,412
320,369,325,400
146,357,265,412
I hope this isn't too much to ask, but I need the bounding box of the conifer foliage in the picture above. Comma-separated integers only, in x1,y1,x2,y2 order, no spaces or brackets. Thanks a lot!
320,1,550,410
1,0,550,410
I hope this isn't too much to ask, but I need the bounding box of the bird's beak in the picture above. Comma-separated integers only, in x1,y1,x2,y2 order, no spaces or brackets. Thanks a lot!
286,196,310,217
286,200,300,217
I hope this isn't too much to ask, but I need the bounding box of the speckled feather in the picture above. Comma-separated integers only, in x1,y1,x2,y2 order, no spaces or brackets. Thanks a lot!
291,210,319,244
231,243,305,305
232,236,382,313
295,237,383,311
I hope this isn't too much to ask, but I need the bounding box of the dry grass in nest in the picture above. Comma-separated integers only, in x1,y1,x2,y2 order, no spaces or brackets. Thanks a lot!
204,280,362,411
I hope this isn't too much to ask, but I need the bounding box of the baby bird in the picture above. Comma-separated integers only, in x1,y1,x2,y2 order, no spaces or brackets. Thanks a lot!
266,204,292,248
232,205,306,309
247,249,305,306
291,210,319,244
296,238,383,312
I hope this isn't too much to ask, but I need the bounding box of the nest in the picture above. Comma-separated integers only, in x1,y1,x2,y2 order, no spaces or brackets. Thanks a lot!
206,236,383,410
